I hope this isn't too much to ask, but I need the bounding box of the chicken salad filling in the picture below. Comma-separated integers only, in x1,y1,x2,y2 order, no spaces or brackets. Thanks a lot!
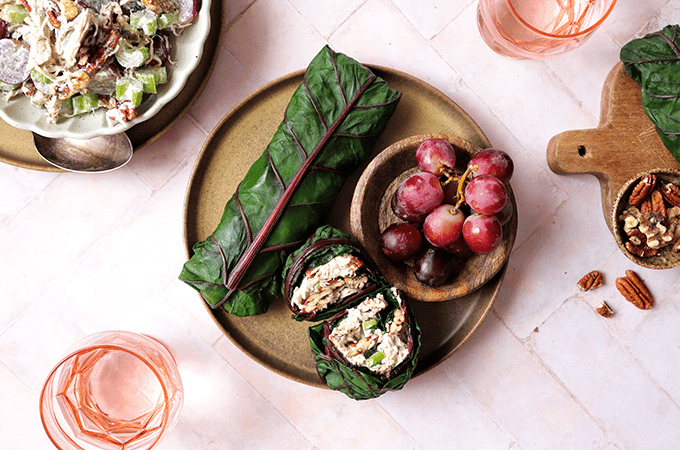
328,289,409,375
290,254,369,314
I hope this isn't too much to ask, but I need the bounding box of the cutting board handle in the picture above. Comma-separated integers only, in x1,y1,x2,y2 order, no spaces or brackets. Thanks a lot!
547,128,610,178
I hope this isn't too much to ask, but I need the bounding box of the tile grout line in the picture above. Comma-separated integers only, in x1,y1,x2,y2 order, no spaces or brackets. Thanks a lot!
490,304,618,446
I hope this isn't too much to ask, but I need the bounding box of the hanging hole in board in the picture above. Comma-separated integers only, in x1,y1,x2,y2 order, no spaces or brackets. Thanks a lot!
578,145,587,157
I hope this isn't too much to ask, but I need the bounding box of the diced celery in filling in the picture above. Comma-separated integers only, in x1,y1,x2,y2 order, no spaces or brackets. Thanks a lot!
31,70,52,94
0,80,20,91
136,66,168,85
366,351,385,367
328,290,409,375
71,92,100,115
129,10,158,36
135,71,156,94
115,77,144,106
362,319,377,332
0,4,28,24
30,70,51,85
135,66,167,94
115,43,150,69
158,11,178,29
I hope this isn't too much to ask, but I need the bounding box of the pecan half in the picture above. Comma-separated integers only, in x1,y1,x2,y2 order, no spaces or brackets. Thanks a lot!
650,189,667,220
639,196,653,214
661,182,680,207
596,301,614,318
84,29,120,76
19,0,31,12
578,270,603,291
47,10,61,28
615,270,653,310
625,229,658,257
628,173,657,206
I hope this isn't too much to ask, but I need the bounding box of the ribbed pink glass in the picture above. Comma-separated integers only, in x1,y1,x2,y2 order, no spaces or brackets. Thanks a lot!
477,0,617,59
40,331,183,450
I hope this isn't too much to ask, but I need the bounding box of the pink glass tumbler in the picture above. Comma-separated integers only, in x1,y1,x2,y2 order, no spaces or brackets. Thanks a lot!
40,331,183,450
477,0,617,59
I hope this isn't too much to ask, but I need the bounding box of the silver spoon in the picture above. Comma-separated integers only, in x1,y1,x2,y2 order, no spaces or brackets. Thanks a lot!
33,132,133,173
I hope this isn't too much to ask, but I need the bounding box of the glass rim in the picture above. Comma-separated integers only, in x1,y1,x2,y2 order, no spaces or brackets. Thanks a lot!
506,0,618,39
39,332,180,450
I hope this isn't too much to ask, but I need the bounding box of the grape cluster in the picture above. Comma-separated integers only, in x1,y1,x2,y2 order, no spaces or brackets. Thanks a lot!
380,139,514,287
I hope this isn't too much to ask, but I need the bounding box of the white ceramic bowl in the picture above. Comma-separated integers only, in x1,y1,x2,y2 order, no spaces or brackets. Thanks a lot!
0,2,212,139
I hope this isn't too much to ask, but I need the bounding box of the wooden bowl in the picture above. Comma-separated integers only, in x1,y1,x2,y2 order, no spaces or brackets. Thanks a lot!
350,134,518,302
612,168,680,269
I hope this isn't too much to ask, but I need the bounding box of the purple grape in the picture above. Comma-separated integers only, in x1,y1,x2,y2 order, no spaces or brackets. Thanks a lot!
423,204,465,248
0,20,8,40
391,171,444,223
381,222,423,261
495,198,514,226
462,213,503,255
416,139,456,176
413,247,454,287
464,174,507,215
444,235,472,258
468,149,514,183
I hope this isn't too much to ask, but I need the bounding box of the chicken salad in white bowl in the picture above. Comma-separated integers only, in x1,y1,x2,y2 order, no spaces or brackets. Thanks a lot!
0,0,209,139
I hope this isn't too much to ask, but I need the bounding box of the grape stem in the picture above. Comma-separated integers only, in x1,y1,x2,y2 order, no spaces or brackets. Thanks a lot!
454,164,478,208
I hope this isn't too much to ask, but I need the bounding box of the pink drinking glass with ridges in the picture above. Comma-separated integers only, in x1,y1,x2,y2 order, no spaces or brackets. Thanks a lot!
40,331,183,450
477,0,617,59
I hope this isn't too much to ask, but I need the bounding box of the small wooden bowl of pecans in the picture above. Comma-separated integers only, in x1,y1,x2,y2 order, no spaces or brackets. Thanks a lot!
612,168,680,269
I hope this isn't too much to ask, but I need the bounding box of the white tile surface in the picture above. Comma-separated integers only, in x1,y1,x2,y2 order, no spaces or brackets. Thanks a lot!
2,1,680,449
533,297,680,449
446,313,608,450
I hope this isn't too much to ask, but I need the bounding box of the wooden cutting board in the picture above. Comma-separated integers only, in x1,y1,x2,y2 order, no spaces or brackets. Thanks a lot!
547,62,680,233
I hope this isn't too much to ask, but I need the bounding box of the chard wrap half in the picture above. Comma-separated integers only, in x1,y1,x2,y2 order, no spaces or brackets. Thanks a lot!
282,225,385,321
309,286,421,400
179,46,401,316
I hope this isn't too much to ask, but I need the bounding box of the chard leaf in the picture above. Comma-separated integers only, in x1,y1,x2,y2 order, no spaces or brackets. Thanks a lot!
179,46,401,316
308,287,421,400
621,24,680,163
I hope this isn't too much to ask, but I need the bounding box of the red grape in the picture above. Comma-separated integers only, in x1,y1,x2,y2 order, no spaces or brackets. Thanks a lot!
444,235,472,258
380,222,423,261
391,172,444,222
442,179,459,205
468,149,514,183
495,198,514,226
462,213,503,255
150,35,170,66
413,247,454,287
423,204,465,248
416,139,456,176
178,0,201,23
464,174,507,215
0,20,7,40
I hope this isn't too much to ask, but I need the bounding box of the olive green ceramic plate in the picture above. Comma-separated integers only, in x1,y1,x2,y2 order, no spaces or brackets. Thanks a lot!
184,66,507,387
0,0,223,172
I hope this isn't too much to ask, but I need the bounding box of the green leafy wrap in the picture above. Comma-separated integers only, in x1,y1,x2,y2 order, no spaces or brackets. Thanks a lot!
621,24,680,164
282,225,386,322
179,46,402,316
309,286,421,400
